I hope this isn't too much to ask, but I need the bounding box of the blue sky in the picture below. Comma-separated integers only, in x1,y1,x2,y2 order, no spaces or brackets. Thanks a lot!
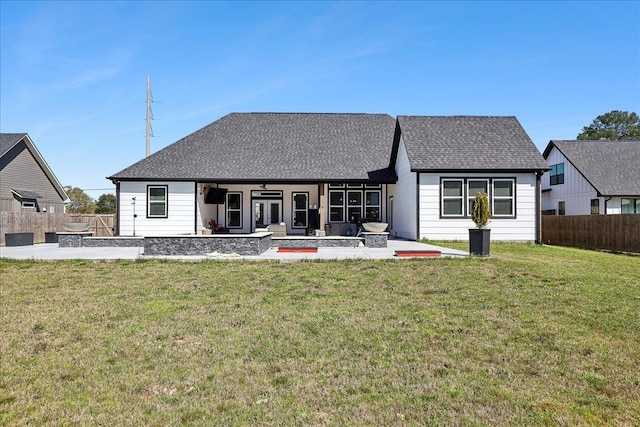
1,1,638,199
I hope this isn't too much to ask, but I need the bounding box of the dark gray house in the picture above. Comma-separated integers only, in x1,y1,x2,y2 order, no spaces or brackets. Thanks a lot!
542,140,640,215
0,133,68,213
108,113,549,241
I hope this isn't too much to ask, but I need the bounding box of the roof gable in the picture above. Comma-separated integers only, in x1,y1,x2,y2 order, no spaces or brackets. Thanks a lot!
0,133,69,202
109,113,397,182
396,116,549,171
544,140,640,196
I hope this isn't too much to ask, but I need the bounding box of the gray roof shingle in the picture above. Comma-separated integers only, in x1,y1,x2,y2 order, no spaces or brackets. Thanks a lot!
0,133,27,157
396,116,549,171
545,140,640,196
108,113,397,182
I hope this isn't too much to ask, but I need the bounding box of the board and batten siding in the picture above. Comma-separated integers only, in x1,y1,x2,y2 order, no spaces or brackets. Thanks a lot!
118,181,198,236
542,147,599,215
390,136,417,240
0,140,66,212
418,172,538,241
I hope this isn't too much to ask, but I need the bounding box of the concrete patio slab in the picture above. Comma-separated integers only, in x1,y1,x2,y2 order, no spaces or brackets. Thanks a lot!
0,239,467,261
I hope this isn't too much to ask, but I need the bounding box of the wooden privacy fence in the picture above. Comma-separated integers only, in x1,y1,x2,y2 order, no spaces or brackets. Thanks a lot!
1,213,115,246
542,214,640,254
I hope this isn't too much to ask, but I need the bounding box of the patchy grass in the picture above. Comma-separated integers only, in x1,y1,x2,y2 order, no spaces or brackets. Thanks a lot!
1,244,639,425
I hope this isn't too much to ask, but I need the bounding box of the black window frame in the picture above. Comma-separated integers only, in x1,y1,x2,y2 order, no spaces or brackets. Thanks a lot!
226,192,243,229
440,178,516,219
291,192,309,229
147,185,168,218
550,163,564,186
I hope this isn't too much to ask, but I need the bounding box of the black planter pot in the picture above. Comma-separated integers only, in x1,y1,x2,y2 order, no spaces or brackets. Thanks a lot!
469,228,491,257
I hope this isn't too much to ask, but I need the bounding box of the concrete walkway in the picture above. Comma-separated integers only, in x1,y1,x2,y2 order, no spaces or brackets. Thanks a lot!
0,239,467,261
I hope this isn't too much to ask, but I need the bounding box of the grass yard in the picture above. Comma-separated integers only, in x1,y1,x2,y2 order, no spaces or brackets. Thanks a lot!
1,243,639,426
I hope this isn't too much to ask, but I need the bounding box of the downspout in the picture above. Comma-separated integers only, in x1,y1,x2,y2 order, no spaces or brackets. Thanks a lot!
604,197,611,214
535,171,541,244
415,172,420,241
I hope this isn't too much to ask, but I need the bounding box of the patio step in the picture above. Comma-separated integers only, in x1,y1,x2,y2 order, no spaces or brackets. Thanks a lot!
278,247,318,253
394,250,441,258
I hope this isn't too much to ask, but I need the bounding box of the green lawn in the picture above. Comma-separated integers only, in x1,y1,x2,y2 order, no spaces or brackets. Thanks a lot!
1,244,639,426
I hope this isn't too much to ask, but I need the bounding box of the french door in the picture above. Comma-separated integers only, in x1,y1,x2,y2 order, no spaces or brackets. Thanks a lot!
253,200,282,231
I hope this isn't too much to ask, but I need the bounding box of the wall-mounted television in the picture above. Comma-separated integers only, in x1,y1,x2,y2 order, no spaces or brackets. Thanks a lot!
205,187,228,204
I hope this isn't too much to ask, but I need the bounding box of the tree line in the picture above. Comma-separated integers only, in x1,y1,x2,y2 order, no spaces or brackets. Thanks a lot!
65,187,115,214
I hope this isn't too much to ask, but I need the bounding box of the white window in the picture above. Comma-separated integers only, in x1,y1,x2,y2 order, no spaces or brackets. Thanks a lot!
441,180,464,216
21,200,36,209
226,192,242,228
467,180,489,215
492,179,514,216
347,191,362,221
147,186,168,218
292,193,308,228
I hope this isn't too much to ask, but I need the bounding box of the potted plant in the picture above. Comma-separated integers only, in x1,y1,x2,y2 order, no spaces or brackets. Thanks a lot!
469,192,492,256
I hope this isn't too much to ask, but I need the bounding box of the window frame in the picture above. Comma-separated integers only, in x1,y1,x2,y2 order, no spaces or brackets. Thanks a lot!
226,192,243,229
291,192,309,229
558,201,566,216
146,185,168,218
492,179,515,217
621,198,640,214
329,190,345,223
591,199,600,215
21,200,36,209
441,179,465,217
440,177,517,219
467,179,490,216
550,163,564,186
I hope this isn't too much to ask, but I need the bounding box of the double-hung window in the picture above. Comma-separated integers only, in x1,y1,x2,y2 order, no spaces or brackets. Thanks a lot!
147,185,168,218
292,193,308,228
442,180,464,216
467,180,489,214
329,191,345,222
226,192,242,228
492,179,515,216
550,163,564,185
347,191,362,221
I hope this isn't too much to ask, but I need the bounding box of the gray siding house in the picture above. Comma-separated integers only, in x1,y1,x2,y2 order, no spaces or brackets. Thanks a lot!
108,113,549,241
542,140,640,215
0,133,68,213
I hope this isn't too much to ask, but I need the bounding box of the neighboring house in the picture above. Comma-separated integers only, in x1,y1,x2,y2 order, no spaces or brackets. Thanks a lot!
541,140,640,215
107,113,549,241
0,133,68,213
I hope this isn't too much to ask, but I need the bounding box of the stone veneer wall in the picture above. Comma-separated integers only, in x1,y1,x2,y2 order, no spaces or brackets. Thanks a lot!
58,232,92,248
144,234,272,256
82,237,145,247
271,237,363,248
362,232,388,248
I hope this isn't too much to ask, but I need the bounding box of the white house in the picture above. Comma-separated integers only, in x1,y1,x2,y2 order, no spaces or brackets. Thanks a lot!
107,113,549,241
541,140,640,215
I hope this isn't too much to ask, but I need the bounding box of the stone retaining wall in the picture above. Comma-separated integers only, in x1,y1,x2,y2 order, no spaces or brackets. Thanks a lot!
144,233,272,256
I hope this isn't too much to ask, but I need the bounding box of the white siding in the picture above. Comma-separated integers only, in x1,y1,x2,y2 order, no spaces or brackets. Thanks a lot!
542,147,599,215
419,172,538,241
119,182,197,236
390,137,417,240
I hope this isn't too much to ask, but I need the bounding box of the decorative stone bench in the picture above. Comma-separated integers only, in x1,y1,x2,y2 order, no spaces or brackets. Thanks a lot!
361,232,388,248
57,232,92,247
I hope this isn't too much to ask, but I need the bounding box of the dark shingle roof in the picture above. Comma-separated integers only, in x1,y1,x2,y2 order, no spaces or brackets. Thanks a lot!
0,133,27,157
108,113,397,182
545,140,640,196
396,116,549,171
